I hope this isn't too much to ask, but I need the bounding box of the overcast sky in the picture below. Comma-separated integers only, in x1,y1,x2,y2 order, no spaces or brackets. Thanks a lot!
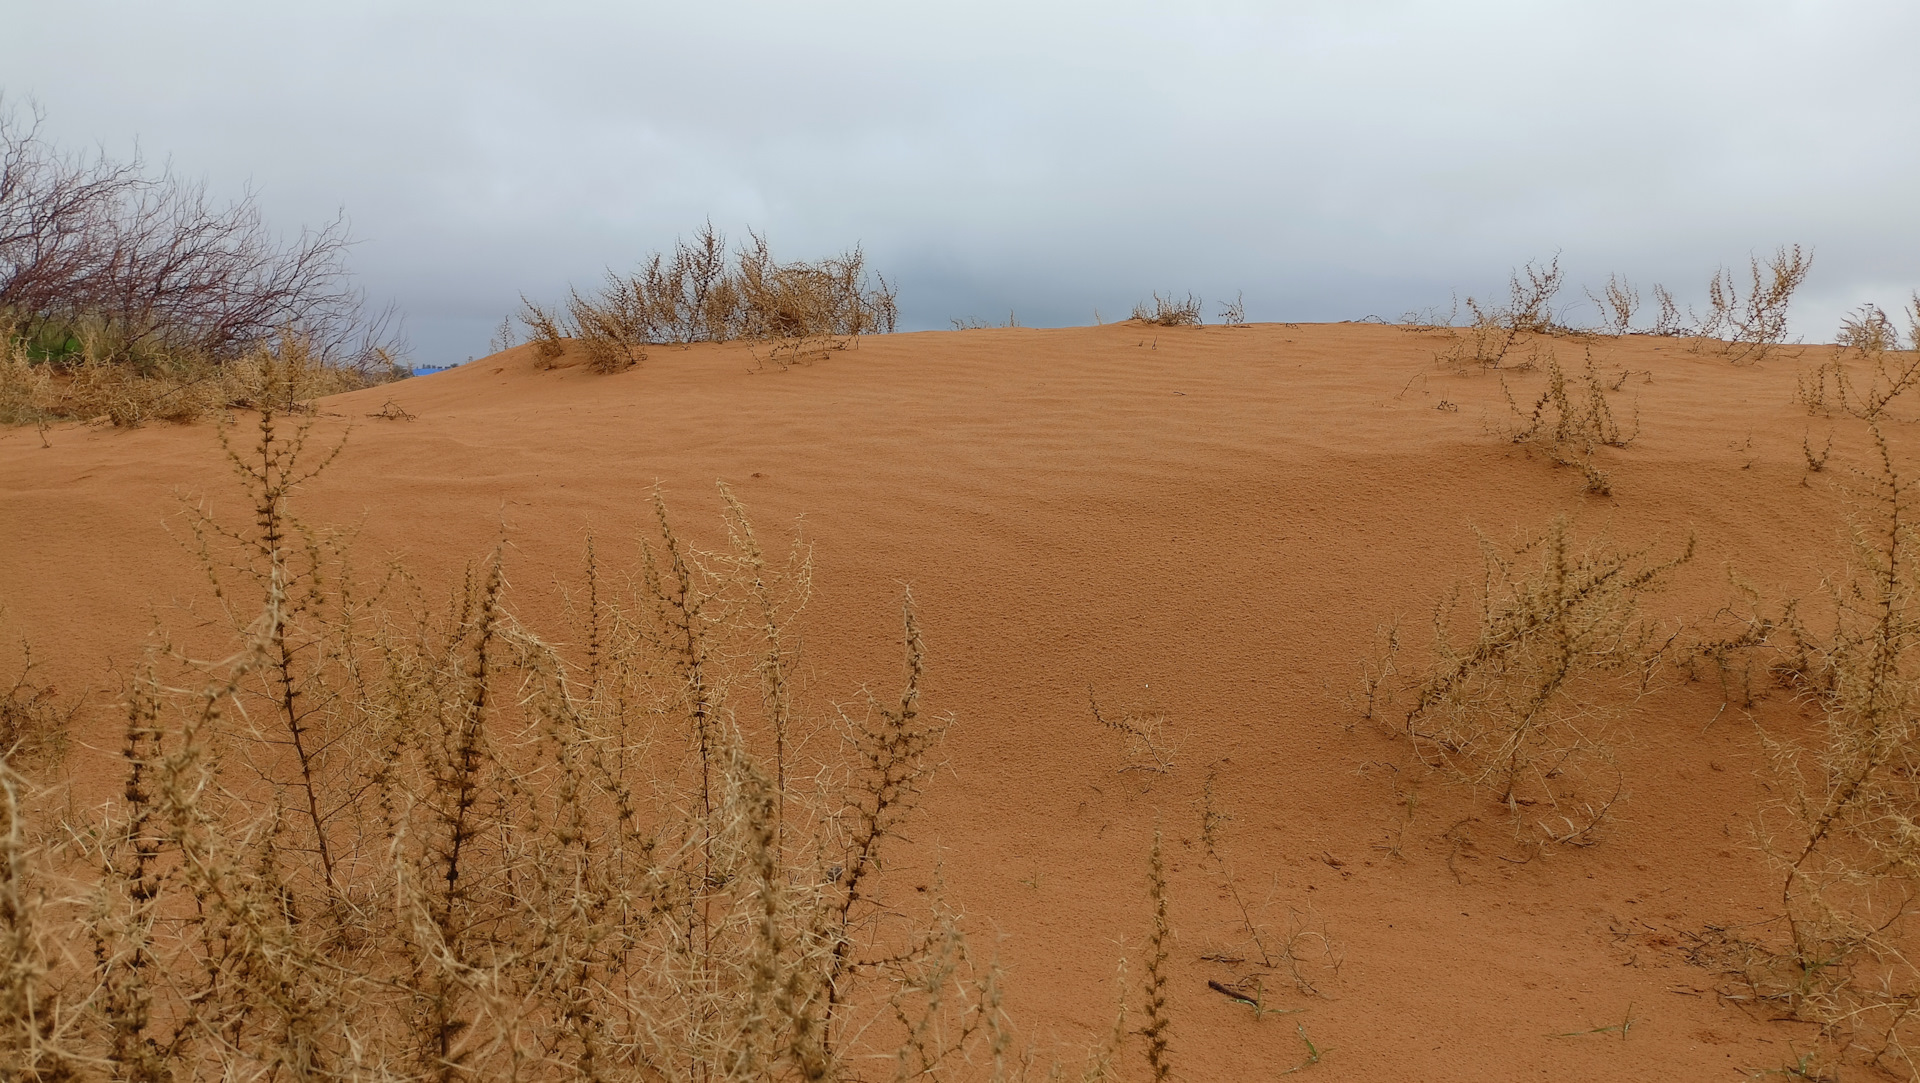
5,1,1917,365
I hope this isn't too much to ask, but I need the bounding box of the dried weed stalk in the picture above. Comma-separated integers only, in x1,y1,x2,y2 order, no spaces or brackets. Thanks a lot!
1586,274,1639,336
1500,348,1638,496
1089,688,1177,774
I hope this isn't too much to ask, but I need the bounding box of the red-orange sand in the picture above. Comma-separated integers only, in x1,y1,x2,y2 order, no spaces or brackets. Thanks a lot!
0,324,1882,1079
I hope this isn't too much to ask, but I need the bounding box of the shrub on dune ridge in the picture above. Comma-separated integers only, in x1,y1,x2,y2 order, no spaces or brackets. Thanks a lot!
1130,292,1202,327
520,221,899,374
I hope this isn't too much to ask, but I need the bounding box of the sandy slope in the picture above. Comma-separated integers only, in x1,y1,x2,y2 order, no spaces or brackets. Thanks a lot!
0,323,1886,1080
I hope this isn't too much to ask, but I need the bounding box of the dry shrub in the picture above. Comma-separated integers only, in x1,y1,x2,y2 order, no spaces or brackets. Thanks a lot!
1699,244,1813,363
1389,517,1692,848
1194,783,1342,1007
1649,284,1687,337
0,757,77,1082
1838,303,1905,354
1796,301,1920,421
1217,293,1247,327
1587,273,1638,336
0,333,380,427
1438,256,1569,368
1130,293,1202,327
4,372,1010,1081
0,99,403,430
520,223,898,375
1730,372,1920,1075
950,311,1021,331
1499,348,1638,496
1582,274,1686,338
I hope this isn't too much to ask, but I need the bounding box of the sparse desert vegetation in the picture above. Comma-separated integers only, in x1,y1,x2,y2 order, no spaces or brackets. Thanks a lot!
12,242,1920,1080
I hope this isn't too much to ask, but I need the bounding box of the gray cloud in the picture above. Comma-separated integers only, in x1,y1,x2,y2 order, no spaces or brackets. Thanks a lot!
6,0,1916,363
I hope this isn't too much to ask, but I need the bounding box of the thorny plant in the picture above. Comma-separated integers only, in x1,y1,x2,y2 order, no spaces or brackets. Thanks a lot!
1587,274,1639,336
0,630,69,770
1437,256,1569,369
1796,296,1920,422
1500,349,1639,496
520,222,898,375
1699,245,1813,364
0,362,1012,1082
1387,516,1692,849
1734,396,1920,1078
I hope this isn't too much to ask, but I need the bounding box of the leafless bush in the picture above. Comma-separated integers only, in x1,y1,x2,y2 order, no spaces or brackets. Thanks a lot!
1131,293,1202,327
1796,312,1920,422
0,99,400,374
1500,348,1638,495
1587,274,1639,335
1838,303,1904,353
1699,244,1812,362
519,222,898,374
1218,292,1247,326
951,311,1021,330
0,638,69,769
1735,415,1920,1075
1440,256,1568,367
1389,517,1692,848
1649,284,1687,336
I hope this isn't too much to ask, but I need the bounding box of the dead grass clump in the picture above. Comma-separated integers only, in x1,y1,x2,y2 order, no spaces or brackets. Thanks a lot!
519,222,899,374
5,378,1008,1080
1131,293,1203,327
0,332,380,427
1698,244,1813,363
1390,517,1692,848
1500,349,1638,496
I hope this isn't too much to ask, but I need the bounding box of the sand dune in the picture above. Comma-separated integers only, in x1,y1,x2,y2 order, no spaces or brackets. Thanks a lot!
0,323,1885,1079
